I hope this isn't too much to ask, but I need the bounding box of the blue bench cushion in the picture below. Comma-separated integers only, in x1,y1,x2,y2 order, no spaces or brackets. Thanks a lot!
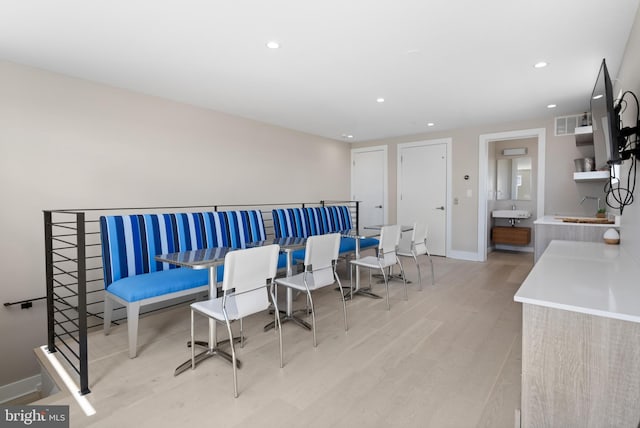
357,237,379,250
107,267,209,302
274,205,379,261
272,208,309,238
106,252,287,303
272,206,354,238
292,236,379,262
100,210,267,289
305,206,353,234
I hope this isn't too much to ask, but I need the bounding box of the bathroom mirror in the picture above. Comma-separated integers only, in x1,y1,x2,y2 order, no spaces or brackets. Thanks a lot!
496,157,532,201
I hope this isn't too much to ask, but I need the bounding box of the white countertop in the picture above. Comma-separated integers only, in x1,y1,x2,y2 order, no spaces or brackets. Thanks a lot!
514,240,640,323
534,215,620,227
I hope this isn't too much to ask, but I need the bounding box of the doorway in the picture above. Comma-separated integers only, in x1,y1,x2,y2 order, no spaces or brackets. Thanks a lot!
478,129,546,262
397,139,451,256
351,146,388,228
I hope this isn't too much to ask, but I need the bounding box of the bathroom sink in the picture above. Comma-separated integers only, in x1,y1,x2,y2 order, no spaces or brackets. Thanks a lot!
492,210,531,219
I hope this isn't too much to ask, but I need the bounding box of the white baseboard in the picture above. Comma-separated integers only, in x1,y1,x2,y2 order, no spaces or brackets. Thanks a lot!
495,244,534,253
447,250,482,261
0,374,42,404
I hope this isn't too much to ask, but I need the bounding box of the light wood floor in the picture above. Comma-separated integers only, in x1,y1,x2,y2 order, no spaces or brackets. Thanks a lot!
37,251,533,428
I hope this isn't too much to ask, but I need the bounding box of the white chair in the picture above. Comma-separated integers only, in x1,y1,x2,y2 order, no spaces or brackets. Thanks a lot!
397,222,435,290
349,224,407,310
190,244,282,398
275,233,346,347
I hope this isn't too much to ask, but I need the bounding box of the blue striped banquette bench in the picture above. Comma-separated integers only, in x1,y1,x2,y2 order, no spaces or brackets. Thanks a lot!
271,206,379,261
100,210,280,358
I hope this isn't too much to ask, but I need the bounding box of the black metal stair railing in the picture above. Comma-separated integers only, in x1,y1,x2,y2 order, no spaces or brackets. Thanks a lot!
42,200,359,395
44,210,91,394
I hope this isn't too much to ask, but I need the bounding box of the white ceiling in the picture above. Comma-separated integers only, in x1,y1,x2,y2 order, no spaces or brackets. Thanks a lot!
2,0,639,142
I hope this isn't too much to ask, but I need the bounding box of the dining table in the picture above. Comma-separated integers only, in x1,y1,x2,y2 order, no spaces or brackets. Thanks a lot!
350,225,414,296
155,246,235,376
156,237,307,376
260,237,311,332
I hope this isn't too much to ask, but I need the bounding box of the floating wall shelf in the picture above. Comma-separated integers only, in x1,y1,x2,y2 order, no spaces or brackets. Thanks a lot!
573,171,610,182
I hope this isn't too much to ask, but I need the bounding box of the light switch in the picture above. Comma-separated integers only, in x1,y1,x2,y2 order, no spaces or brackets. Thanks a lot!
453,197,459,205
466,189,472,197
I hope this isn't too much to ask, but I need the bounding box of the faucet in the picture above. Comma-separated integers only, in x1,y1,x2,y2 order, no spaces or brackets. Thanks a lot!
511,203,516,210
580,196,602,211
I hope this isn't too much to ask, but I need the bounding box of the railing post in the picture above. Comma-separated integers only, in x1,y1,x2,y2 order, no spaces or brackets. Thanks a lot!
76,213,90,395
44,211,55,353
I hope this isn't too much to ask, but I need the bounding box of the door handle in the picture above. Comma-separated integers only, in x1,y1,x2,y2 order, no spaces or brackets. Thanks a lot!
375,205,383,208
435,206,445,210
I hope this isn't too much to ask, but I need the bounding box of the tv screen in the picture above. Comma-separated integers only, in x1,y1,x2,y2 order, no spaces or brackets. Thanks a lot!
590,59,622,166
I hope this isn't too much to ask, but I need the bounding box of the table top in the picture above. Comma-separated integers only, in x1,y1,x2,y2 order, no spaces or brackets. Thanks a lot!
155,237,307,269
247,237,306,250
514,240,640,323
155,247,233,269
364,224,413,232
338,228,380,239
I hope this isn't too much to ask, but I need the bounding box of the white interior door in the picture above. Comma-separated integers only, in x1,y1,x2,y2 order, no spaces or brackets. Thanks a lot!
398,141,447,256
351,147,387,228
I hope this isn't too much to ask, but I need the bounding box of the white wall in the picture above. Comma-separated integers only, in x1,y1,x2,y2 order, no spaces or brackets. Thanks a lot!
353,117,607,255
616,6,640,261
0,61,350,386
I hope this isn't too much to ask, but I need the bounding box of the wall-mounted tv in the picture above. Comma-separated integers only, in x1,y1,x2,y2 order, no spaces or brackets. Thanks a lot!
590,59,623,166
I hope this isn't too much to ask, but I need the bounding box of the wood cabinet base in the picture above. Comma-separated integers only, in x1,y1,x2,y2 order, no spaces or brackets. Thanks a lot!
492,226,531,245
521,304,640,427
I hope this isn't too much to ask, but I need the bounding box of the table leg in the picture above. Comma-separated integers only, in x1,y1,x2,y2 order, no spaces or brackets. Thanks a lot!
347,236,382,300
174,265,240,376
264,248,311,331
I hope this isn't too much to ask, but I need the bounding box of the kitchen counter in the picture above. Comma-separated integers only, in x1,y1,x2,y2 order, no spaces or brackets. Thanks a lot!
534,215,620,227
515,240,640,427
515,240,640,323
533,216,619,263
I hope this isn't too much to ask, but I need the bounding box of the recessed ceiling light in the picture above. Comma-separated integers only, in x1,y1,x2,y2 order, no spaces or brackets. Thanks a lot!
342,134,354,139
266,41,280,49
547,104,557,109
427,122,435,127
376,98,385,103
534,61,548,68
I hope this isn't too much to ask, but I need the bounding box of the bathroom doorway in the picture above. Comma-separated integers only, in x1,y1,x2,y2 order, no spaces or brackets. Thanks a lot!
478,129,546,262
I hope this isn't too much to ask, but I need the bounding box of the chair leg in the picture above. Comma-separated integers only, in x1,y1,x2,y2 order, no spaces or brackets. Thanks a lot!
335,274,348,332
380,267,390,310
126,303,140,359
103,295,113,335
270,284,283,368
191,309,196,370
427,252,435,285
349,264,354,300
240,318,244,348
223,314,238,398
413,252,422,291
397,257,408,300
307,291,317,347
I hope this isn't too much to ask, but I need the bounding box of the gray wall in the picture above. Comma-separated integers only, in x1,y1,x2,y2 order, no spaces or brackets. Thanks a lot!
352,118,608,254
617,6,640,261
